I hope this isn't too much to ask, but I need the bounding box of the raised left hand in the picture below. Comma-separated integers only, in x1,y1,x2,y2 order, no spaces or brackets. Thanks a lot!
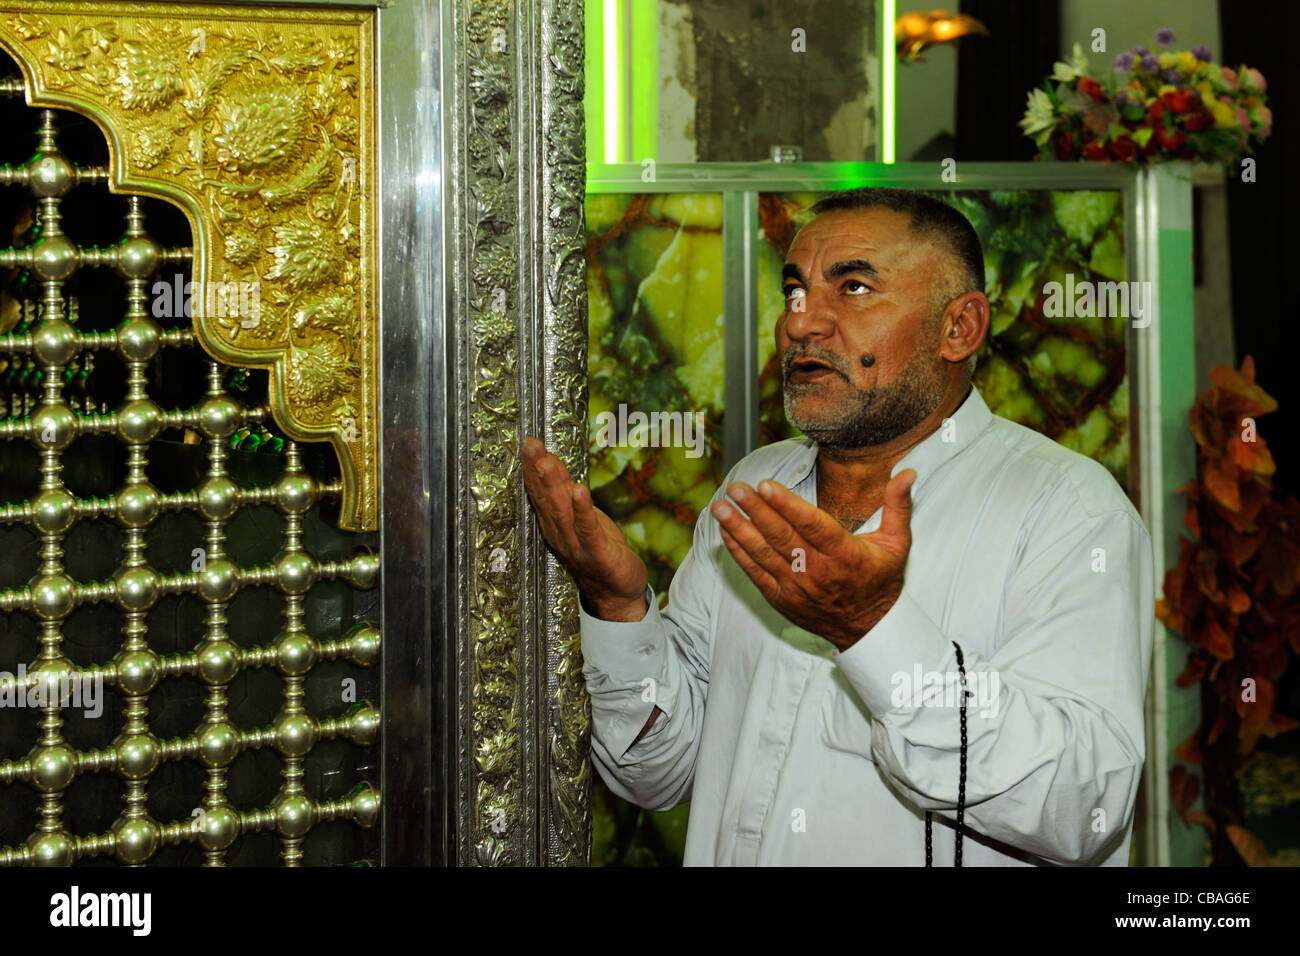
709,470,916,650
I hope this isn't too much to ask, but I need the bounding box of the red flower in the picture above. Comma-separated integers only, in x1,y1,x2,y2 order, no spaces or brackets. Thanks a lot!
1077,76,1107,104
1143,132,1160,156
1162,89,1199,115
1109,134,1139,162
1184,110,1214,132
1051,129,1076,160
1082,139,1109,161
1155,125,1188,151
1148,99,1167,121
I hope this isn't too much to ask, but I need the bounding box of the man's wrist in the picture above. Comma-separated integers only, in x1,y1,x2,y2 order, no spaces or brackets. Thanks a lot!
830,580,903,651
582,589,649,623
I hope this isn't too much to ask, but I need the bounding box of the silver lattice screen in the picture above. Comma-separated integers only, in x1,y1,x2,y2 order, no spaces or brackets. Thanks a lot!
0,61,381,866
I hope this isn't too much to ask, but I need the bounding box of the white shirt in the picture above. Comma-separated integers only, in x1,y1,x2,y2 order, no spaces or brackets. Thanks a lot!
580,386,1154,866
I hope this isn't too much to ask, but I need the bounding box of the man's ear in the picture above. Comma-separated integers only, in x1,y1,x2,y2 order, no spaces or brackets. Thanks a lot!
942,292,989,365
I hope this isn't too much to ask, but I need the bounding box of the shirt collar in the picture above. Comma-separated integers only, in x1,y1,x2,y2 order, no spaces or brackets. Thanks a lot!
772,385,993,493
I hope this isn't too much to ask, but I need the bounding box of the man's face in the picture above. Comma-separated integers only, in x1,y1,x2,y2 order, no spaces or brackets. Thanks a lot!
777,207,952,450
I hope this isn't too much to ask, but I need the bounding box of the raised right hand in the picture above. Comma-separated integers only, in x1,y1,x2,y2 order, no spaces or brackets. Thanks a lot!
522,437,649,622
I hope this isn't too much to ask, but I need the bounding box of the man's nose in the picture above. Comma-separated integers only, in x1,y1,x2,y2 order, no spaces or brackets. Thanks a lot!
779,289,836,343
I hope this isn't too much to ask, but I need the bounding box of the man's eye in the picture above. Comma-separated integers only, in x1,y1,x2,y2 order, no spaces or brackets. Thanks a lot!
784,286,805,300
843,280,871,295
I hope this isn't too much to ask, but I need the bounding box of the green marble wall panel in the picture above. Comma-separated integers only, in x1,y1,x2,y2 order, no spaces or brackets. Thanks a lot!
585,193,727,600
585,192,730,867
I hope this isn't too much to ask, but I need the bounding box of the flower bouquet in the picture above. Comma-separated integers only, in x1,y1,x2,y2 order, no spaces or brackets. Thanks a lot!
1021,28,1272,167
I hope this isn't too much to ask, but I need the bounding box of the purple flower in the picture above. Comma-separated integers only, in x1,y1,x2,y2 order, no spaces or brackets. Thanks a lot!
1114,91,1132,107
1155,27,1175,45
1192,45,1212,62
1132,45,1149,56
1160,68,1182,85
1114,51,1135,72
1139,54,1159,73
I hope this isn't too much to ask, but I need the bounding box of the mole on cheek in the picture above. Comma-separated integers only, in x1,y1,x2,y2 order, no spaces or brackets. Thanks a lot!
860,354,875,368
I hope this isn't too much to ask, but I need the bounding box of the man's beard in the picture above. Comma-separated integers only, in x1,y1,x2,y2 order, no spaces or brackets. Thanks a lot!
782,321,947,450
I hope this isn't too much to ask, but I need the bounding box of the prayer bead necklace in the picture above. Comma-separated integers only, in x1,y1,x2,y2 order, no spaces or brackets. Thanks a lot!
925,641,968,867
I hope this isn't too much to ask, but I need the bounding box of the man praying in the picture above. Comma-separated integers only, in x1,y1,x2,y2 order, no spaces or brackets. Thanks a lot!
523,188,1154,866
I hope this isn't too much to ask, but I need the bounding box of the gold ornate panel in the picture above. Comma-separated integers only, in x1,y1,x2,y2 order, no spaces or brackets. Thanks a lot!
0,0,597,866
0,1,377,531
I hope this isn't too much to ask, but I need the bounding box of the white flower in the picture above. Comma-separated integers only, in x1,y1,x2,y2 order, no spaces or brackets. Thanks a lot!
1051,42,1090,83
1020,88,1056,135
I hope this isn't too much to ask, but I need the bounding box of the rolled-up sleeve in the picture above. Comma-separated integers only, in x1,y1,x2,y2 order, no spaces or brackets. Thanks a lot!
832,489,1155,866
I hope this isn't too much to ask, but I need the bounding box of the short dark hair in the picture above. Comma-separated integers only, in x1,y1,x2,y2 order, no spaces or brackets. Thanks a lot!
806,188,985,303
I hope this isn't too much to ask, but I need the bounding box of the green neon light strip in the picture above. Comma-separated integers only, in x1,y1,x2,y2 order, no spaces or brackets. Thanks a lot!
603,0,622,163
882,0,895,162
586,161,1138,194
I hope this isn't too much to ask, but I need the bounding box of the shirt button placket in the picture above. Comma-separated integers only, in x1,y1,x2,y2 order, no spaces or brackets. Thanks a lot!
732,656,813,866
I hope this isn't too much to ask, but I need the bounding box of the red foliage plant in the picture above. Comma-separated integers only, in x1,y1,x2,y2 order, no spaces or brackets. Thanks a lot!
1157,357,1300,865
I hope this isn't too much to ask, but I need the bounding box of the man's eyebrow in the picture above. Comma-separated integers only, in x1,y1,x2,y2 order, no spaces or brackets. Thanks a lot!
781,258,880,287
826,258,879,280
